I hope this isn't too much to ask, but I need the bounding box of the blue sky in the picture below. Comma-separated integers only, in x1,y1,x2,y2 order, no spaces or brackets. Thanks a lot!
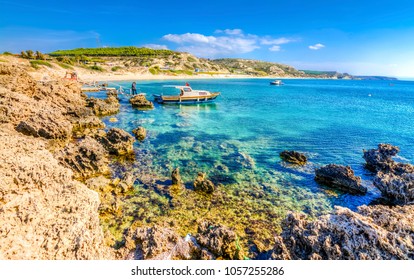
1,0,414,77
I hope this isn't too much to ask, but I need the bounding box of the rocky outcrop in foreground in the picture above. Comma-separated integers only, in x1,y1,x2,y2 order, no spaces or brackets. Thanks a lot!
86,96,120,116
120,222,242,260
0,125,112,259
315,164,366,194
270,205,414,260
96,128,135,156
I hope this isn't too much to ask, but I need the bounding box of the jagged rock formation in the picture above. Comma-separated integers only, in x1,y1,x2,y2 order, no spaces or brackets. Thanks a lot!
132,126,146,141
280,150,307,165
364,144,414,204
86,96,120,116
96,128,135,156
57,136,110,179
315,164,366,194
194,172,215,193
270,205,414,260
171,167,182,186
0,62,112,260
0,125,112,259
120,223,242,260
129,95,154,110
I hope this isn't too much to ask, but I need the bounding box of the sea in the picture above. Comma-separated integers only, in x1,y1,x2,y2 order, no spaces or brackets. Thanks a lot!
89,78,414,243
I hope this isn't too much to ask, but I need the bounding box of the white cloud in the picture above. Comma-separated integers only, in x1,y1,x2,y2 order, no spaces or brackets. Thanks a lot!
269,45,281,52
261,37,293,45
162,29,297,58
309,43,325,50
142,44,169,50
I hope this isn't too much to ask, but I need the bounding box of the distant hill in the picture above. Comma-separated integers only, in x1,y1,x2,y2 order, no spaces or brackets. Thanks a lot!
213,58,305,77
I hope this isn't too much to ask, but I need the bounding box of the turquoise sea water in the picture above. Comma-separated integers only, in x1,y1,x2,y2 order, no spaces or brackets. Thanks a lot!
93,79,414,219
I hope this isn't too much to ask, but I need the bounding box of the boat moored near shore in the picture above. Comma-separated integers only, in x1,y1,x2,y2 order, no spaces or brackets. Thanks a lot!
153,86,220,104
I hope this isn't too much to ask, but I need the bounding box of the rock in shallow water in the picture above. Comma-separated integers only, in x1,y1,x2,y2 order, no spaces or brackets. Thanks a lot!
194,172,215,193
171,167,182,186
96,128,135,156
129,95,154,110
280,150,307,165
315,164,366,194
132,126,146,141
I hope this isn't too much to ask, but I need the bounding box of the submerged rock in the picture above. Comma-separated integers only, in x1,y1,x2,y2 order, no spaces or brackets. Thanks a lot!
270,205,414,260
86,96,120,116
96,128,135,156
132,126,146,141
315,164,366,194
194,172,215,193
280,150,307,165
57,136,110,179
129,95,154,110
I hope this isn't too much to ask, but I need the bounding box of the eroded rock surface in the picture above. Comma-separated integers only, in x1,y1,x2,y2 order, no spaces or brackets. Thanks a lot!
0,125,112,259
86,96,120,116
270,205,414,260
194,172,215,193
280,150,307,165
129,95,154,110
96,128,135,156
315,164,366,194
132,126,146,141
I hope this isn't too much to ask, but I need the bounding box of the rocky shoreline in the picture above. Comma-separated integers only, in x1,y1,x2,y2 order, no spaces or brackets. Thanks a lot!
1,59,413,260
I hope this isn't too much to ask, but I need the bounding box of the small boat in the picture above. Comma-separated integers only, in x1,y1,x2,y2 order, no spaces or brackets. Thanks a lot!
270,80,284,85
153,86,220,104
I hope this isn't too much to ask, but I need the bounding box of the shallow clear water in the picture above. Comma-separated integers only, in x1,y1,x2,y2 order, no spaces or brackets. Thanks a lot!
94,78,414,233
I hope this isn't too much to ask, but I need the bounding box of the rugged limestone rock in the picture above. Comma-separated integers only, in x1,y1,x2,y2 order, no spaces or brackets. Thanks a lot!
194,172,215,193
196,222,242,260
16,108,73,141
0,64,38,97
315,164,366,194
132,126,146,141
57,136,110,179
0,125,112,259
171,167,182,186
374,171,414,204
280,150,307,165
364,144,414,204
96,128,135,156
270,205,414,260
129,94,154,110
86,96,120,116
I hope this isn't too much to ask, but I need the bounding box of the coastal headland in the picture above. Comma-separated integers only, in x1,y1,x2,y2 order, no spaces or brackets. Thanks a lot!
0,53,412,260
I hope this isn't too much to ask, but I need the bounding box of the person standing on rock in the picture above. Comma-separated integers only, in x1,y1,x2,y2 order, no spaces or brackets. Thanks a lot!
131,82,137,95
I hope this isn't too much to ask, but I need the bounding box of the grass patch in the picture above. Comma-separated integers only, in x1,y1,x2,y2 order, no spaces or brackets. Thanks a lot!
2,51,13,56
57,62,73,69
89,65,104,72
149,67,159,75
30,60,53,69
111,66,122,72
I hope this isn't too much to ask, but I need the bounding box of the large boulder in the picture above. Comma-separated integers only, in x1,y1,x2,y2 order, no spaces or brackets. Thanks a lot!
129,95,154,110
269,205,414,260
96,128,135,156
194,172,215,193
315,164,366,194
132,126,146,141
280,150,307,165
86,96,120,116
57,136,110,179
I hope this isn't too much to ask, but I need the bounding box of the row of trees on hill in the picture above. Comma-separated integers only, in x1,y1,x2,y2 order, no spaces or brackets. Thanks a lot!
49,47,176,57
